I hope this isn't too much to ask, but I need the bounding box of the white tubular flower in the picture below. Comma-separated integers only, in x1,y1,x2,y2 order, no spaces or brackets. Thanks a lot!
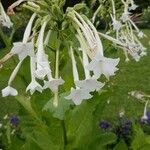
26,55,43,95
120,11,130,22
65,47,92,105
141,101,149,120
43,77,64,93
2,86,18,97
75,34,104,92
35,54,51,79
138,31,144,38
10,13,36,60
88,57,120,79
65,88,92,105
75,79,104,92
128,0,138,11
0,2,13,28
110,0,122,31
2,60,24,97
35,21,51,79
11,42,34,61
110,14,122,31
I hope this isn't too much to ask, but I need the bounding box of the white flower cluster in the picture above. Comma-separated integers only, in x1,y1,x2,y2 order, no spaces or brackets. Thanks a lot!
102,0,146,62
1,9,120,106
65,11,119,105
0,2,13,28
2,13,64,99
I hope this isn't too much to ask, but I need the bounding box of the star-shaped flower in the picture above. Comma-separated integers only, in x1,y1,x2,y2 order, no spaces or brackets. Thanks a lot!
112,20,122,31
120,12,130,22
35,60,50,79
43,78,65,92
11,42,34,61
75,79,105,92
129,4,138,11
65,88,92,105
26,80,43,95
0,2,13,28
2,86,18,97
87,56,120,79
138,31,144,38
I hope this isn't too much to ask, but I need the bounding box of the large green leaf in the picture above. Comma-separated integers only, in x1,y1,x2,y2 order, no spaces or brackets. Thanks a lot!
65,94,101,149
113,140,128,150
43,92,74,120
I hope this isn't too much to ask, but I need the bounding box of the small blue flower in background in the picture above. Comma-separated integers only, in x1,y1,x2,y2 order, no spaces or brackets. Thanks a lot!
99,120,111,129
115,119,132,138
146,112,150,120
10,115,19,126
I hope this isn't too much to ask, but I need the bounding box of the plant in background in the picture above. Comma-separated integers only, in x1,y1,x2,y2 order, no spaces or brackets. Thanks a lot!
0,0,148,149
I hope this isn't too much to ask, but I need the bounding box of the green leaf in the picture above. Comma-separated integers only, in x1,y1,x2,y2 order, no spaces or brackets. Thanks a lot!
65,95,100,149
114,140,128,150
140,144,150,150
15,95,38,119
97,132,117,146
43,92,73,120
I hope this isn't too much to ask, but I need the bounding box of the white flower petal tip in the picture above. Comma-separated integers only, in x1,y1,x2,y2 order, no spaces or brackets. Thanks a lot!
35,59,51,79
65,88,93,105
43,78,65,92
129,4,138,11
112,20,122,31
88,57,120,79
138,32,144,38
75,79,105,92
120,12,131,22
11,42,34,60
141,115,148,121
0,2,13,28
26,81,43,95
2,86,18,97
1,20,13,28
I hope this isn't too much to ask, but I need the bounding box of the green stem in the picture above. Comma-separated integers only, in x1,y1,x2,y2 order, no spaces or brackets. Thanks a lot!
53,47,59,107
61,120,67,148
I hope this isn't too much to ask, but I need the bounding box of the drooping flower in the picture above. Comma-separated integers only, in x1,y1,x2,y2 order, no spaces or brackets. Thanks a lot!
65,47,92,105
87,56,120,79
65,87,92,105
76,32,105,92
0,2,13,28
128,0,138,11
75,79,104,92
26,54,43,94
26,81,43,95
2,86,18,97
11,42,34,61
43,78,64,93
71,11,120,79
35,21,51,79
141,101,149,121
10,13,36,61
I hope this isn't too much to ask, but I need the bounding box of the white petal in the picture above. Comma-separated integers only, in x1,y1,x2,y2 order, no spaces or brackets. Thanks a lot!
43,78,65,92
75,79,104,92
65,88,92,105
88,57,120,79
26,81,43,95
2,86,18,97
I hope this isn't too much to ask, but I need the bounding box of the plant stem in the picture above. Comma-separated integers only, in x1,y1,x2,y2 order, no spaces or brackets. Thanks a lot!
53,47,60,107
61,120,67,148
